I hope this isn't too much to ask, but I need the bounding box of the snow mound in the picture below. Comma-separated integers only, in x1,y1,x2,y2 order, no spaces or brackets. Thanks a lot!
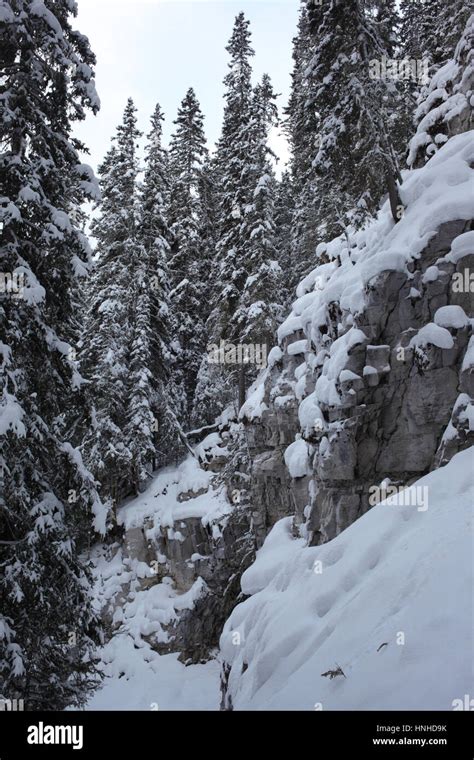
118,454,230,531
86,636,220,711
284,437,312,479
220,447,474,710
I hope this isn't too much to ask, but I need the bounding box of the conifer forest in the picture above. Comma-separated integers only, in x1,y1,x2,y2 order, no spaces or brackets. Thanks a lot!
0,0,473,739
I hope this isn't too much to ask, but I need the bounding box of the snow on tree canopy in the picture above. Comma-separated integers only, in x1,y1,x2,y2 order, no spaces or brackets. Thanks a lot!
0,0,104,710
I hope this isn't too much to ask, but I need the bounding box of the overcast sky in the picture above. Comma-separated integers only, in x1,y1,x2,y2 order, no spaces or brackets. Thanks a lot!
73,0,300,175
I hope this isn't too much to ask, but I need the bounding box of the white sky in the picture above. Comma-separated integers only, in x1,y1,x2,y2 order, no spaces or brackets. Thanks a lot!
74,0,300,175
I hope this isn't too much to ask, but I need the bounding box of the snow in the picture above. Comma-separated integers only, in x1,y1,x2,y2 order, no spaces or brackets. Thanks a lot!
446,230,474,263
18,187,40,203
195,433,228,464
339,369,361,383
314,328,367,406
16,267,46,305
61,442,107,535
237,134,474,432
409,323,455,350
444,393,474,437
298,392,325,435
277,315,303,343
267,346,283,368
434,305,469,329
71,253,90,278
462,403,474,432
0,3,14,23
363,365,378,377
239,378,268,421
51,208,71,232
274,394,294,409
422,265,440,284
407,15,474,168
462,336,474,371
86,636,220,711
287,339,307,356
284,437,311,479
0,393,26,437
30,1,63,39
77,163,101,202
221,448,474,710
118,455,229,531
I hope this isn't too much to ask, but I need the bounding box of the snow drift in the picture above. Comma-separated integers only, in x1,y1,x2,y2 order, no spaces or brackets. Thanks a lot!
220,448,473,710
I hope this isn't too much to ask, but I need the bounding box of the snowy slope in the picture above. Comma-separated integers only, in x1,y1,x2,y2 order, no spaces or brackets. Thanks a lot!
221,447,474,710
86,641,220,711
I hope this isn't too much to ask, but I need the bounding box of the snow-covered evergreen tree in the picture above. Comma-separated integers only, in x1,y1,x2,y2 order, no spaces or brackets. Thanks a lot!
81,99,142,500
400,0,430,62
285,2,321,286
273,170,294,308
210,12,256,347
190,153,221,428
168,88,209,425
0,0,105,709
234,74,282,354
124,247,157,492
307,0,405,232
407,12,474,168
198,154,219,304
400,1,470,105
139,103,184,461
406,0,472,71
207,17,285,407
194,13,258,418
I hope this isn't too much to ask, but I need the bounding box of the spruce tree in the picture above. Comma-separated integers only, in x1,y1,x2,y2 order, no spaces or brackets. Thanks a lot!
0,0,105,709
168,88,209,425
274,170,294,308
139,104,183,460
209,16,287,408
419,0,471,70
307,0,405,232
81,99,142,501
400,0,431,62
400,1,471,85
370,0,400,56
407,12,474,168
285,2,322,286
234,75,282,354
190,155,220,428
210,12,255,347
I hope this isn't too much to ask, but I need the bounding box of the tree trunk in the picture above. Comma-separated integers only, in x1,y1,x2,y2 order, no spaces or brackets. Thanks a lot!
386,169,401,223
238,364,246,410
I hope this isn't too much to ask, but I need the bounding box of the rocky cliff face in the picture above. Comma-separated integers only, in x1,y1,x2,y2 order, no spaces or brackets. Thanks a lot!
238,133,474,554
242,224,474,549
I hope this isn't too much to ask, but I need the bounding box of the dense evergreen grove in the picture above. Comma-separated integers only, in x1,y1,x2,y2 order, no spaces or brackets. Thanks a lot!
0,0,471,708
